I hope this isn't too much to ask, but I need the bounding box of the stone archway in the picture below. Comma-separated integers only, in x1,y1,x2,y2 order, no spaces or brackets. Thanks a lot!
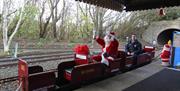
142,19,180,45
157,28,180,45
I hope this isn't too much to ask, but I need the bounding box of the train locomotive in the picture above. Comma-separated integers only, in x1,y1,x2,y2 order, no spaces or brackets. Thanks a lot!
18,45,155,91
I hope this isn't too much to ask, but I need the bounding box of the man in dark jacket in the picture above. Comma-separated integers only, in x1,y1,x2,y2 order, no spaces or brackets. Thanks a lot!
125,35,142,65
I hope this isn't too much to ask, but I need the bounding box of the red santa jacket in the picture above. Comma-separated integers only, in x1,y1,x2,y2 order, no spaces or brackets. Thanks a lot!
96,37,119,58
160,44,171,61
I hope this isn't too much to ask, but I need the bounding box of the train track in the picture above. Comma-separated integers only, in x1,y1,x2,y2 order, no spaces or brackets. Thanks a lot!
0,69,58,84
0,52,73,62
0,50,73,59
0,76,18,84
0,48,101,66
0,50,76,84
0,48,101,59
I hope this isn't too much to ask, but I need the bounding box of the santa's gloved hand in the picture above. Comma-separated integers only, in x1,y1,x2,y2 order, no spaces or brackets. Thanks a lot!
108,56,114,60
94,36,99,40
130,52,134,55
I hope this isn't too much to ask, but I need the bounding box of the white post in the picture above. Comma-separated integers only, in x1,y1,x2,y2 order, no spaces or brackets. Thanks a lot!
14,43,18,58
152,40,157,47
92,29,96,48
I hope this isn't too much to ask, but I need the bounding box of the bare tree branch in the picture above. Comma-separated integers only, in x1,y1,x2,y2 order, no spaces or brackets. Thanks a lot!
78,3,86,16
7,0,26,49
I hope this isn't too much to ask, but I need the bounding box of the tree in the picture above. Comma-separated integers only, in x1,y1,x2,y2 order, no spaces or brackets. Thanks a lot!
38,0,52,38
1,0,34,52
49,0,60,39
57,0,71,40
1,0,28,52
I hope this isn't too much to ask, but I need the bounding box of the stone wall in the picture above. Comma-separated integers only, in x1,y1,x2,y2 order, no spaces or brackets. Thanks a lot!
142,19,180,45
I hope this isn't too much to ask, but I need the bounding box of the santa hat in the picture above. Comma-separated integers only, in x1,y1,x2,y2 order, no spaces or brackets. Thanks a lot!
105,31,116,41
106,31,115,37
109,32,115,37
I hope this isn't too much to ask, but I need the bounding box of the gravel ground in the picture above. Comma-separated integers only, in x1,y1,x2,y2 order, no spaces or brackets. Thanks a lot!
0,81,18,91
0,58,73,91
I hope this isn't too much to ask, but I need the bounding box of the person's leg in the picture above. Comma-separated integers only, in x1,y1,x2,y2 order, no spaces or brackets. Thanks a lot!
132,54,138,65
92,54,102,62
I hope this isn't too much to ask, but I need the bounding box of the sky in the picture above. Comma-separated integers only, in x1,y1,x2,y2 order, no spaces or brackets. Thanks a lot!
0,0,2,13
0,0,24,14
0,0,130,25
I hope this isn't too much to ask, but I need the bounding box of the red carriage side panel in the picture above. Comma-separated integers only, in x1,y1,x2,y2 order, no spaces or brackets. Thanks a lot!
18,59,56,91
137,53,151,65
117,51,126,70
71,63,104,83
28,71,56,91
125,56,134,67
143,46,155,52
104,58,121,73
18,59,29,91
143,46,155,58
60,62,105,82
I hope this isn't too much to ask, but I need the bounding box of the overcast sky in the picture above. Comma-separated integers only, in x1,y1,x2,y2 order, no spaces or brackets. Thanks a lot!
0,0,3,13
0,0,129,25
0,0,24,14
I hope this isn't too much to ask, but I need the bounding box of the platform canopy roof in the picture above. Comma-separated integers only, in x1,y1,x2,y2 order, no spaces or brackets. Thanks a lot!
75,0,180,11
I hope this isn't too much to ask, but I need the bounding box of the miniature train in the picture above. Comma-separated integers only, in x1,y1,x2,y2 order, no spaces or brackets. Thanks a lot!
18,46,155,91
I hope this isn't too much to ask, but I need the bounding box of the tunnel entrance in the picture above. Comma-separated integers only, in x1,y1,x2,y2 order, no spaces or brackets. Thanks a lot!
157,28,180,45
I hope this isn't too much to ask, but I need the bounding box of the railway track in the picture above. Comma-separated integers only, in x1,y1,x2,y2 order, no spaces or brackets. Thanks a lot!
0,50,73,59
0,51,75,67
0,48,101,67
0,69,58,84
0,52,73,62
0,50,76,85
0,48,101,59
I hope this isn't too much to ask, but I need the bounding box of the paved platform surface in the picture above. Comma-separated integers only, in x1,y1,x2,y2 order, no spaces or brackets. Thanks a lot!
75,60,164,91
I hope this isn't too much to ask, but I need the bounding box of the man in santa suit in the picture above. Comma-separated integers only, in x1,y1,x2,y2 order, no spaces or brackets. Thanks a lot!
160,40,171,66
92,31,119,66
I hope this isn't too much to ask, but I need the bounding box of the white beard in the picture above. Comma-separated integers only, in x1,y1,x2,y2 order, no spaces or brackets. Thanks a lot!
103,35,111,52
104,35,111,45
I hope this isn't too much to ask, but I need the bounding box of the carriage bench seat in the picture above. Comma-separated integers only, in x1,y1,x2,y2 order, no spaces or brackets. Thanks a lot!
28,71,56,91
64,68,73,81
62,62,104,83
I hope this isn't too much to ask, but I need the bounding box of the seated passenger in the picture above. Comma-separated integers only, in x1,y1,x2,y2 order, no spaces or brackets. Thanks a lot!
125,34,142,65
125,36,129,53
92,31,119,66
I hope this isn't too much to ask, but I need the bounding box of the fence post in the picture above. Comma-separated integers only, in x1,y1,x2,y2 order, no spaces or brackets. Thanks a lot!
14,42,18,58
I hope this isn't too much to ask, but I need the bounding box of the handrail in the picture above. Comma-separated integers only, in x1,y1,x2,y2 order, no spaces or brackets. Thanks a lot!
15,81,22,91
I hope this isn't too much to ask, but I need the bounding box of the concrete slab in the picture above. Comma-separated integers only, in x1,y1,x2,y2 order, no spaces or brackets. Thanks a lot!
75,60,164,91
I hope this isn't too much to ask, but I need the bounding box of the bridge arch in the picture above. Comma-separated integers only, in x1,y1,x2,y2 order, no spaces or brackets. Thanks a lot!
142,20,180,45
157,28,180,45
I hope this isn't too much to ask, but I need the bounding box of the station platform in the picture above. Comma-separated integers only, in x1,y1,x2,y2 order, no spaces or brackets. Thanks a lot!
75,60,180,91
